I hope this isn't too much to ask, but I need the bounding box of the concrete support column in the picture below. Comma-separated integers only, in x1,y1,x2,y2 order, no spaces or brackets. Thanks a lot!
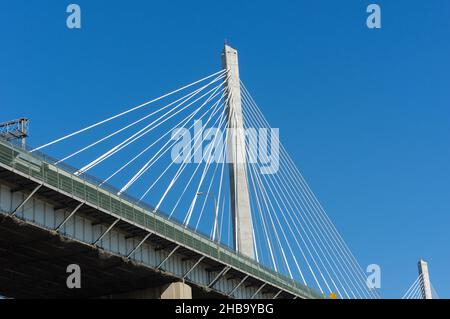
160,282,192,299
104,282,192,299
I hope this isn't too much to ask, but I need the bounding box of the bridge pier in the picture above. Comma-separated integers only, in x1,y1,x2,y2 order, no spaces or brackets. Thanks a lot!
104,282,192,299
160,282,192,299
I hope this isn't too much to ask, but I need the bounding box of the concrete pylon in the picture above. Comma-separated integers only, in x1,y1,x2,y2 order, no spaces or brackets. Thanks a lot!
222,44,254,259
418,259,433,299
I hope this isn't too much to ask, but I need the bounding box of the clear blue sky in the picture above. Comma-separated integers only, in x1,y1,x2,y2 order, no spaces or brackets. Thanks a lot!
1,0,449,298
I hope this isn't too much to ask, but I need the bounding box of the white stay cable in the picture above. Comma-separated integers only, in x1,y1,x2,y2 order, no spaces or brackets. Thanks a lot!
99,89,217,186
32,69,227,152
243,86,377,298
118,83,229,191
253,222,260,263
246,153,281,273
56,72,227,164
408,275,424,299
242,98,362,299
118,85,228,194
241,128,279,273
167,98,230,222
138,93,227,203
402,275,421,299
241,82,379,298
198,160,221,237
217,182,228,245
205,108,231,247
243,101,358,298
280,145,379,298
247,157,298,280
242,97,352,297
193,122,229,231
273,135,381,298
418,275,426,299
410,284,422,299
244,121,333,294
244,98,372,299
183,104,229,227
210,124,228,242
167,104,228,221
251,177,280,271
236,107,310,285
76,82,225,176
279,143,379,298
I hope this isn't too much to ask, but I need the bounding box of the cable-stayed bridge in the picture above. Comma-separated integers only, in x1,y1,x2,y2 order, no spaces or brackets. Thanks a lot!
0,45,381,299
402,259,439,300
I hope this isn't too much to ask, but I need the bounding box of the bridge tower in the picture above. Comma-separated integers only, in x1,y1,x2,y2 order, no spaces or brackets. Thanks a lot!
222,44,254,259
418,259,433,299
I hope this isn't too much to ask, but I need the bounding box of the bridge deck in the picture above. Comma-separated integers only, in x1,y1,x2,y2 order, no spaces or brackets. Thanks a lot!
0,139,323,299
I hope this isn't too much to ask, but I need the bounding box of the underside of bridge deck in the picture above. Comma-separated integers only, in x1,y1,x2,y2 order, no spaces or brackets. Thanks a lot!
0,214,225,299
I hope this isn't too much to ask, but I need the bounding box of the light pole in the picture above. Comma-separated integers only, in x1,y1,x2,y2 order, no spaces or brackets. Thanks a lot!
196,192,220,243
